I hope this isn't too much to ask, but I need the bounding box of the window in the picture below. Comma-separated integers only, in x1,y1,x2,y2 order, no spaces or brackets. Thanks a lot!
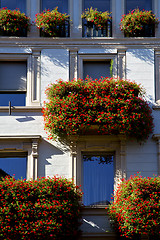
0,61,27,106
83,60,111,79
126,0,152,13
41,0,68,13
0,0,26,13
0,152,27,180
83,152,114,206
83,0,110,12
78,54,117,79
70,135,126,208
0,135,41,180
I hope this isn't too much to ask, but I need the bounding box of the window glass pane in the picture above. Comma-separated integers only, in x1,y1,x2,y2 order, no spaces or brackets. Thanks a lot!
126,0,152,13
83,153,114,206
0,93,26,106
83,0,110,12
0,157,27,180
41,0,68,13
0,62,27,91
0,0,26,13
83,61,111,79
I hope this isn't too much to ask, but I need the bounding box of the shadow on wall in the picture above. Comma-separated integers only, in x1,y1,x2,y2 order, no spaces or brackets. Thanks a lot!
126,48,154,76
41,49,69,79
128,48,154,65
38,138,67,177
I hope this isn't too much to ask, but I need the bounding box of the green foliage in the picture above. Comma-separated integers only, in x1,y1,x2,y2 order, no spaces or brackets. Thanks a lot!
35,7,69,37
108,175,160,239
120,8,159,36
81,7,111,28
0,8,30,36
42,78,153,143
0,176,82,240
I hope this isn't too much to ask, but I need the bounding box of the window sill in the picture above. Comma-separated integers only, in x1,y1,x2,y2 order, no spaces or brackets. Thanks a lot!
82,206,109,216
152,104,160,110
0,106,42,112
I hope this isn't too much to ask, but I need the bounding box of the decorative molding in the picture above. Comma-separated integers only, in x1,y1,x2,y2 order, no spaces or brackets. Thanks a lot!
69,48,78,80
155,49,160,103
0,135,41,140
31,49,41,105
117,49,126,79
69,134,126,191
0,37,160,49
0,135,41,180
78,54,117,79
152,134,160,175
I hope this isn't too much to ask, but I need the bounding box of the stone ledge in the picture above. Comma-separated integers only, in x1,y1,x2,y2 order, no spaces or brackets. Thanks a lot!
0,106,42,112
79,232,117,240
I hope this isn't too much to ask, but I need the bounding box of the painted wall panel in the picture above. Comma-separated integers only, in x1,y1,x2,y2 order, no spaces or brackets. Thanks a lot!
126,49,154,101
126,139,158,178
41,49,69,104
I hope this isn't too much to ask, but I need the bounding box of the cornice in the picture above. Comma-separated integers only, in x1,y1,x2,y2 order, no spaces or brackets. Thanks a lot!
0,37,160,49
0,135,42,141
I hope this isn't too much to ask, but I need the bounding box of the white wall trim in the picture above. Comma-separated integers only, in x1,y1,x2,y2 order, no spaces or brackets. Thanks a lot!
0,135,41,180
78,54,117,79
69,135,126,195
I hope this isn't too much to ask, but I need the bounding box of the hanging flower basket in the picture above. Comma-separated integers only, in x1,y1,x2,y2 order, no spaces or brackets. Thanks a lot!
42,78,153,143
120,8,159,37
35,7,70,37
0,8,30,37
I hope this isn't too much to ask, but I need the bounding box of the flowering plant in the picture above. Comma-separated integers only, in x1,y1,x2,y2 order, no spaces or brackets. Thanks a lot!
81,7,111,28
42,78,153,143
0,176,82,240
35,7,70,37
120,8,159,37
0,8,30,36
108,174,160,239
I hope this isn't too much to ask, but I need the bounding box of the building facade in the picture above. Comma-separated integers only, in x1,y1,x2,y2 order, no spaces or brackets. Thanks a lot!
0,0,160,239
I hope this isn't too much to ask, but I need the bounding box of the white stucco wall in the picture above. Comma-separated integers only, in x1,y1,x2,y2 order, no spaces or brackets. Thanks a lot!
41,49,69,104
0,48,70,180
126,48,155,102
126,139,158,178
126,48,158,178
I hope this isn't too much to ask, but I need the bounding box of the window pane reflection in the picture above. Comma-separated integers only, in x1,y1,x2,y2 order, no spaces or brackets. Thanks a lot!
0,0,26,13
126,0,152,13
0,93,26,106
41,0,68,13
0,157,27,180
83,0,110,12
83,153,114,206
83,61,111,80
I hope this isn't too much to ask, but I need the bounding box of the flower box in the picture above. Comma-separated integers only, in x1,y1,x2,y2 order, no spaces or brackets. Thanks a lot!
0,8,30,37
0,27,27,37
120,9,159,37
82,19,112,37
35,8,70,37
40,20,70,37
81,7,112,37
124,23,155,37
